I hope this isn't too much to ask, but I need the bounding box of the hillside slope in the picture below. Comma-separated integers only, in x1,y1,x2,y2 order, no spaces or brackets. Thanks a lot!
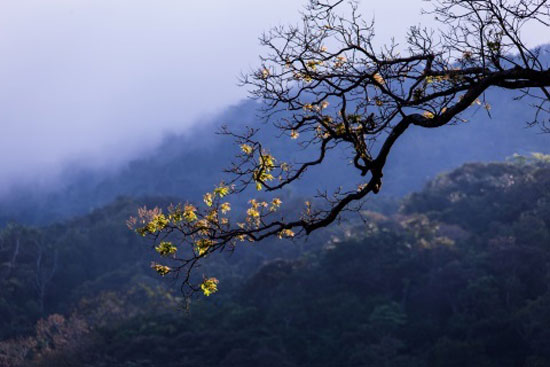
1,158,550,366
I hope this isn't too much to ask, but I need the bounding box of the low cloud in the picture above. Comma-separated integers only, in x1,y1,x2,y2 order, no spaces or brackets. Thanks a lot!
1,0,546,195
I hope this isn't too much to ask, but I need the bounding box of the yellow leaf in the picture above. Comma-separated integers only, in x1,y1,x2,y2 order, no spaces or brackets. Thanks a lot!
151,263,171,276
423,111,435,119
373,72,385,85
183,204,198,222
214,185,230,198
195,238,214,256
203,192,213,207
270,198,282,211
240,144,254,155
278,229,295,239
220,202,231,214
247,207,260,218
201,277,219,296
155,241,177,256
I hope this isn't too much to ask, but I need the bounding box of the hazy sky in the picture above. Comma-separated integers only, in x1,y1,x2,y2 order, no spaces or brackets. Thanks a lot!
0,0,548,191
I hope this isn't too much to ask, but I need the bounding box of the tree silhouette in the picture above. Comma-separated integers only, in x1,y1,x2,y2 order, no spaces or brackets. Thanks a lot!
129,0,550,296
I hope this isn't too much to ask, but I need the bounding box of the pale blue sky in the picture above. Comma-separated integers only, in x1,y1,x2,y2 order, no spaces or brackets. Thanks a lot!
0,0,547,191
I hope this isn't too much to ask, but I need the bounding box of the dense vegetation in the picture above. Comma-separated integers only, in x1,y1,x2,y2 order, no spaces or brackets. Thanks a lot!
1,157,549,366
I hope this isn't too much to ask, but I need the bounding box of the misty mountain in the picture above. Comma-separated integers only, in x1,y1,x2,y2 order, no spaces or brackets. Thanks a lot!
1,85,549,227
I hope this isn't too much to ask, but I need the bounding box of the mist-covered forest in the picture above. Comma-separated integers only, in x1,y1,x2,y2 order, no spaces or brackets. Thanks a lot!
1,67,550,367
3,0,550,366
1,84,549,228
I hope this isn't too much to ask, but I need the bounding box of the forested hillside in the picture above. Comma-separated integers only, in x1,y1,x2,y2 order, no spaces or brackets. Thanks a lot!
1,157,549,366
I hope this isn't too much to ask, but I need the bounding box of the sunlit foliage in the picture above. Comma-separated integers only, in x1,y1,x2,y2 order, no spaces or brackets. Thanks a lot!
131,0,550,296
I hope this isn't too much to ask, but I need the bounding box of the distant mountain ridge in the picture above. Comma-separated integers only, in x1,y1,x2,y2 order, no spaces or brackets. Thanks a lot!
1,84,549,226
